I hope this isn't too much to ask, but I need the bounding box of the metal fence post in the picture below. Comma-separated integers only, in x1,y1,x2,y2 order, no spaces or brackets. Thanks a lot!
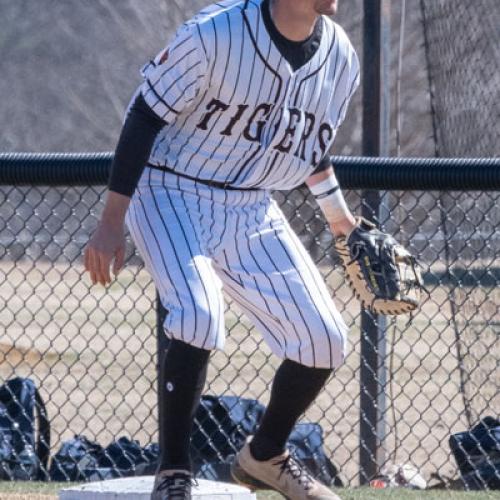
360,0,391,484
156,293,170,456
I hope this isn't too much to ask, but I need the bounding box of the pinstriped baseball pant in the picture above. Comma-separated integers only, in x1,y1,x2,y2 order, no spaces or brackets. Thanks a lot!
126,167,348,369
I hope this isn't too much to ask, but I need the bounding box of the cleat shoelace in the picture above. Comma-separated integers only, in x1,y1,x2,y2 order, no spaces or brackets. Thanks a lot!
157,473,195,499
275,455,314,491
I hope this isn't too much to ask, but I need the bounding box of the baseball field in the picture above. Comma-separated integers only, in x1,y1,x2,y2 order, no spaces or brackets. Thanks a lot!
0,258,497,488
0,482,497,499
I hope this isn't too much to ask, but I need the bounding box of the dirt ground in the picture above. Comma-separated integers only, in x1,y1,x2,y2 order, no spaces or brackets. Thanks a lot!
0,260,498,486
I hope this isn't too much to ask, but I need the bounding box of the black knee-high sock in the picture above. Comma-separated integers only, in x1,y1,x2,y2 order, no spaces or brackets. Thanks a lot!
159,339,210,471
250,359,332,461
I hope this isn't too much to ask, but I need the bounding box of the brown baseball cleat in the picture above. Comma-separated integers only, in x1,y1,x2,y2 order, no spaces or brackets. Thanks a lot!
151,469,193,500
231,440,341,500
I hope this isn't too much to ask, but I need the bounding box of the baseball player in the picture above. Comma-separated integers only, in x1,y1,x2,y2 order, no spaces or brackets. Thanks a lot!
84,0,359,498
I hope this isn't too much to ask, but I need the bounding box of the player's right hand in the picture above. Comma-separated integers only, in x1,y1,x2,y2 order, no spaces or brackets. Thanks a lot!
84,222,126,286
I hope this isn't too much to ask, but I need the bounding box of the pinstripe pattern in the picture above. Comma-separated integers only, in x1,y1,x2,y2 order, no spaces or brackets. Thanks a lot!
126,169,347,368
140,0,359,190
128,0,358,368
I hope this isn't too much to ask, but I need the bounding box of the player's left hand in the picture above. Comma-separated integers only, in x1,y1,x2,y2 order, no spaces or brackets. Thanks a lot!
334,217,424,315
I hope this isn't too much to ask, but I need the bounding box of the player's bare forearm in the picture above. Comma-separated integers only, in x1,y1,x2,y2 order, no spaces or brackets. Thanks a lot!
306,167,356,237
101,191,131,224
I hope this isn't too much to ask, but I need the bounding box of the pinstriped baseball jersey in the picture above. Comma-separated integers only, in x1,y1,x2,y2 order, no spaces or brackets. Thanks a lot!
124,0,358,368
140,0,359,190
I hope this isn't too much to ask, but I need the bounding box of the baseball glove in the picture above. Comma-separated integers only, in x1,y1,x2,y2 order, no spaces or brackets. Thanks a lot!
334,217,424,315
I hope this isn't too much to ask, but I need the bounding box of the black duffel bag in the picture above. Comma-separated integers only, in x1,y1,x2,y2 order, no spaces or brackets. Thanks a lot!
0,377,50,480
450,416,500,490
50,435,159,481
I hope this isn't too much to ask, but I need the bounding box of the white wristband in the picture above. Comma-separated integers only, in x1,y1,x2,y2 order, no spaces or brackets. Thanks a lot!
309,175,350,224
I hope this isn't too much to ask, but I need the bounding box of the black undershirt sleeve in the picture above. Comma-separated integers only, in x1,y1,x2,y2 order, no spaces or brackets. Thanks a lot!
108,93,167,197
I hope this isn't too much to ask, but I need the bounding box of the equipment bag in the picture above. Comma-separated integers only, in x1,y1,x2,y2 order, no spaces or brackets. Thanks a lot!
191,395,342,486
0,377,50,480
449,416,500,490
50,435,159,481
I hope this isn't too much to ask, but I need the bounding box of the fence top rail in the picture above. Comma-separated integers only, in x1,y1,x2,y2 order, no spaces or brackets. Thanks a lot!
0,152,499,190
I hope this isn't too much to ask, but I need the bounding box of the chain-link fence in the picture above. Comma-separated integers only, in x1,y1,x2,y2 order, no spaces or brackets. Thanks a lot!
0,156,498,487
0,0,499,491
420,0,500,459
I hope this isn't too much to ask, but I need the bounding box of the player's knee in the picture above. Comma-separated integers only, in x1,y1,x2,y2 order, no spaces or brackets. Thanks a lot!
314,320,348,369
163,300,224,351
327,326,348,369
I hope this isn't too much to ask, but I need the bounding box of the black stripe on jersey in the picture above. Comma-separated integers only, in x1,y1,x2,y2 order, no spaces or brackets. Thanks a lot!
130,199,184,334
260,55,286,147
196,23,208,58
146,33,193,73
169,33,192,55
219,275,286,353
224,14,277,184
259,50,318,186
254,25,341,187
242,10,282,101
151,56,213,162
218,12,233,98
211,12,258,182
151,47,197,86
175,176,224,346
301,43,346,174
182,76,205,105
274,58,322,185
144,50,201,117
293,25,337,106
280,220,347,364
266,214,337,367
221,249,244,286
159,171,216,349
144,60,156,72
190,16,234,178
249,150,279,187
236,197,290,347
146,170,201,341
255,210,316,365
237,202,292,356
205,181,222,251
207,12,248,180
161,60,202,97
144,79,180,115
160,64,203,113
216,189,229,250
173,16,224,177
241,74,294,186
156,23,215,168
195,12,238,181
209,17,218,87
232,54,290,186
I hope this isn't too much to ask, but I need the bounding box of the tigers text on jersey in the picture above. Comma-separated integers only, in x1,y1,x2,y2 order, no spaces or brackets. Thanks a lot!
140,0,360,191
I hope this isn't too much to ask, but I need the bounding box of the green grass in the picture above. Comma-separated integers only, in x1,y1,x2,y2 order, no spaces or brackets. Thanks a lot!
0,483,497,499
258,490,499,499
0,481,71,494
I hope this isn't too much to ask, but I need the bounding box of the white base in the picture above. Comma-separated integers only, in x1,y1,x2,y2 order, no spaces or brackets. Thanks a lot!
59,476,256,500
